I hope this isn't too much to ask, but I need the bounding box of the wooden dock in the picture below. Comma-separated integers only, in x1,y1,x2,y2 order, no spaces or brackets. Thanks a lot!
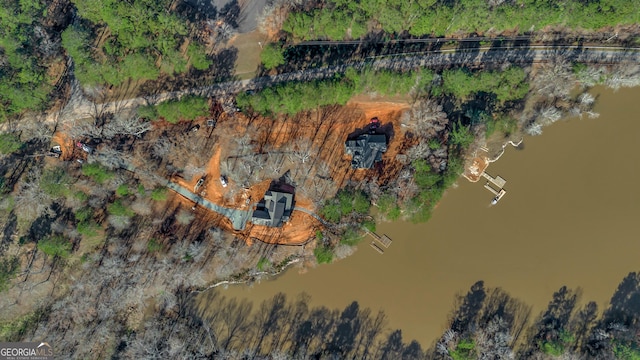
366,229,392,252
369,242,384,254
482,172,506,188
481,172,508,204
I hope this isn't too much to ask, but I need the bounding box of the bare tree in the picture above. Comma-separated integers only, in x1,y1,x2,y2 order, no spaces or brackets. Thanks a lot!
604,64,640,90
102,114,153,138
407,141,431,161
290,138,313,164
258,0,305,36
532,53,575,100
403,99,449,138
14,169,53,221
176,209,195,225
537,106,563,125
525,122,543,136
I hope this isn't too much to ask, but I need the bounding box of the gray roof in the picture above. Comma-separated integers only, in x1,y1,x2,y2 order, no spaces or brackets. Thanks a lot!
251,190,294,227
345,134,387,169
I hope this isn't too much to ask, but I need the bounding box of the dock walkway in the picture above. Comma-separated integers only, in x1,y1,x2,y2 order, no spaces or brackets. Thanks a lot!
481,172,508,204
482,172,506,188
365,229,393,253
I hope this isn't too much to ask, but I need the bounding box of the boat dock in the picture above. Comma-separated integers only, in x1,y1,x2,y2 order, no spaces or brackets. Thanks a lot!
481,172,508,204
482,172,506,188
365,229,393,254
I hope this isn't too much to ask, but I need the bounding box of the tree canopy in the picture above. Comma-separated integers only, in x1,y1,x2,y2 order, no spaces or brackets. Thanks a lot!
284,0,640,40
0,0,54,122
64,0,211,86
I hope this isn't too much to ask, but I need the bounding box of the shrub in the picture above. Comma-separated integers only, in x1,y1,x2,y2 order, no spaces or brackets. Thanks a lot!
81,163,114,184
147,238,163,253
0,133,23,154
260,43,285,70
187,43,212,70
388,205,401,220
107,200,134,217
314,245,333,264
353,191,371,214
40,167,71,198
340,228,363,246
116,184,130,196
0,256,19,292
73,191,88,201
150,187,168,201
154,96,209,123
428,138,441,150
362,219,376,233
77,221,100,237
450,121,474,149
257,257,271,271
37,236,72,258
74,207,93,223
320,202,341,223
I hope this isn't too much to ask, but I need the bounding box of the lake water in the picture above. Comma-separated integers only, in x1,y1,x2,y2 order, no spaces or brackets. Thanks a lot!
204,86,640,346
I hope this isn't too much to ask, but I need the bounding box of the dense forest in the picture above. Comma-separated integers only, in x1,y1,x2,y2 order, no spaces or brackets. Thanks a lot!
283,0,640,40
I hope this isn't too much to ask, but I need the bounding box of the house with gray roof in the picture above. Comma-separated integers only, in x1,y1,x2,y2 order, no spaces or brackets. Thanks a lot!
251,190,294,227
345,134,388,169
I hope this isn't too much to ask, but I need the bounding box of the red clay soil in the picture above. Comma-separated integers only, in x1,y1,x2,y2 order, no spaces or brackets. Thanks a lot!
246,210,321,245
50,130,79,161
463,155,489,182
170,98,412,245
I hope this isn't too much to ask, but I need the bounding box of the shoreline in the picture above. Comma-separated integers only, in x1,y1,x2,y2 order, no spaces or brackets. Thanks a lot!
463,137,524,183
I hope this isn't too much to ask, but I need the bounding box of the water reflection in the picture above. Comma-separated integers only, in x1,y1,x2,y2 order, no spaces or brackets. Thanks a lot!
208,86,640,345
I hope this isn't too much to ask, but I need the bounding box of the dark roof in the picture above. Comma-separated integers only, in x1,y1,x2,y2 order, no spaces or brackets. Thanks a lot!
345,134,387,169
251,190,294,227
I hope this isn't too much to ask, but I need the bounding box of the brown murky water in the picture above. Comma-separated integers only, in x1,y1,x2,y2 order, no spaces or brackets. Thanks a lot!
207,86,640,346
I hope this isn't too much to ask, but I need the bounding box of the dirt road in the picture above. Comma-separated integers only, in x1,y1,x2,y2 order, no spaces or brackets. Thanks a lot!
41,45,639,129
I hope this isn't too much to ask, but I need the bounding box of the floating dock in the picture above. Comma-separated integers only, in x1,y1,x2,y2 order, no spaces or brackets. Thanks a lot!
369,242,385,254
366,229,393,253
481,172,508,204
482,172,506,188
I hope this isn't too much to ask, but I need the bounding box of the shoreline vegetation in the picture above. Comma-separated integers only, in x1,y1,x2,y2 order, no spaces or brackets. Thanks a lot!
1,0,640,358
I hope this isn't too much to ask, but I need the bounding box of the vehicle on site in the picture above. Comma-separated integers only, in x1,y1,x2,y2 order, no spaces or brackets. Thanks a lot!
220,175,228,188
76,142,93,154
369,117,380,133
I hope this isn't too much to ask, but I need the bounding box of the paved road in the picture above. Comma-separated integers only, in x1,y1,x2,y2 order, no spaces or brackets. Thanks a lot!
44,45,640,126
